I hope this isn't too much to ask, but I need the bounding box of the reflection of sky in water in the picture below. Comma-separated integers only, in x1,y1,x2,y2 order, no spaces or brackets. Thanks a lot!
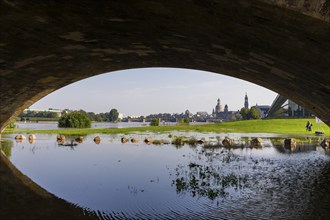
1,132,330,220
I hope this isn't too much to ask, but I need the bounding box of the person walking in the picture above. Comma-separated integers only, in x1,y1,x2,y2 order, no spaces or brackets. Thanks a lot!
306,121,310,131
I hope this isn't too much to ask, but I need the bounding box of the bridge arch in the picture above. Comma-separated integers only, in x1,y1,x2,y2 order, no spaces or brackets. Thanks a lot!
1,0,329,131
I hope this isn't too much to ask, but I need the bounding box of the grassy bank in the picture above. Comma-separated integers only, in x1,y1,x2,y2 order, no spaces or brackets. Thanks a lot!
3,119,330,136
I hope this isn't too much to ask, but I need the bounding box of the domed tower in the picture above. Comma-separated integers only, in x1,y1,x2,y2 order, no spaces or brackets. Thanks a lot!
215,98,223,113
224,104,228,113
244,93,249,109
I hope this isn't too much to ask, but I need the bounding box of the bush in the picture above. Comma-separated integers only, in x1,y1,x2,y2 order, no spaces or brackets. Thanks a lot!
150,118,159,126
58,112,91,128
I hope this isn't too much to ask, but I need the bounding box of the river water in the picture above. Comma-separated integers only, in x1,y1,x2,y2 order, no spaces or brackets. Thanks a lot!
1,127,330,219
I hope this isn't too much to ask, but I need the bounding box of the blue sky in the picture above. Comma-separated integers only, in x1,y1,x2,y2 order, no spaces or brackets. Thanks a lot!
31,68,277,116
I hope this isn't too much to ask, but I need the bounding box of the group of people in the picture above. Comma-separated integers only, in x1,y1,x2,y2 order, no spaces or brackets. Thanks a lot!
306,121,313,131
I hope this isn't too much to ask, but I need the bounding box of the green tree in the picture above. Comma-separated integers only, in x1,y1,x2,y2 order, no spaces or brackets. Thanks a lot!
150,118,159,126
184,117,190,124
249,106,261,119
58,112,91,128
240,107,250,120
108,108,119,122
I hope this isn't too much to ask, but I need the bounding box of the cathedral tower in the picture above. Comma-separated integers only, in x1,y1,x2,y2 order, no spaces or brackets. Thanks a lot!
244,93,249,109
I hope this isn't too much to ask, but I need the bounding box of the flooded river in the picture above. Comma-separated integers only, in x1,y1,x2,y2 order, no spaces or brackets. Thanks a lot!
1,131,330,219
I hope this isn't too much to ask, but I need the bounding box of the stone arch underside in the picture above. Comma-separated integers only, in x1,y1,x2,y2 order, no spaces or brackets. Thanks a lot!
0,0,329,131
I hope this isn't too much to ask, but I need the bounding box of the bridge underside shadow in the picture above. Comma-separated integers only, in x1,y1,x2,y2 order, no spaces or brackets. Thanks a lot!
0,0,329,130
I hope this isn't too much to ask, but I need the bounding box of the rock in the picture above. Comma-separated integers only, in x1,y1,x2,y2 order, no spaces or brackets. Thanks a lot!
222,137,233,147
320,139,329,148
144,137,153,144
93,136,101,144
56,134,65,144
28,134,36,144
130,138,140,143
57,134,65,141
75,136,84,143
284,138,296,149
250,138,262,146
121,137,129,143
28,134,36,140
15,135,26,141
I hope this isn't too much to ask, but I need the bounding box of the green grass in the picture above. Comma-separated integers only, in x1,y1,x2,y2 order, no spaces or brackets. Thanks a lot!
3,118,330,136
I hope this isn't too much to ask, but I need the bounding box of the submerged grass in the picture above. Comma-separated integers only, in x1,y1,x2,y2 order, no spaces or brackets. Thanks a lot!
3,119,330,136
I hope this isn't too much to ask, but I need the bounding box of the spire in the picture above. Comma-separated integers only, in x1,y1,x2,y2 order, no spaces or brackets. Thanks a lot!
244,93,249,109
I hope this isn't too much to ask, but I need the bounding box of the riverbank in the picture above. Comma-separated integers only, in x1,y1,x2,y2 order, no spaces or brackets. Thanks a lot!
3,119,330,136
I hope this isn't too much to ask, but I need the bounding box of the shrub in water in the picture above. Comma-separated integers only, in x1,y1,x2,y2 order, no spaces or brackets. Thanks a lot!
58,112,91,128
150,118,160,126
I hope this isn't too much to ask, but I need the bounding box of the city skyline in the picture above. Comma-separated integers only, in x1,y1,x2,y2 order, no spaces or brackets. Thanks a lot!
30,68,278,116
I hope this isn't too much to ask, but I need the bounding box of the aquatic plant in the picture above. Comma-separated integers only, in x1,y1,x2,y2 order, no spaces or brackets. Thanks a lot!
152,140,163,145
172,136,185,146
187,137,198,145
172,150,248,201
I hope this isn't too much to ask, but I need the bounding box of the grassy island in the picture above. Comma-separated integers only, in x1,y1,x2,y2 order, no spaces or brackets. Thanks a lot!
3,119,329,136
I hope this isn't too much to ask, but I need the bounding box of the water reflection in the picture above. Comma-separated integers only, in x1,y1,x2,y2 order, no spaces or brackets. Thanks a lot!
2,133,330,220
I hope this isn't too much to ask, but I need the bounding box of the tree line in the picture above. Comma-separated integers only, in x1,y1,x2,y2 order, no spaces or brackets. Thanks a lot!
19,111,60,119
58,109,119,128
19,108,119,122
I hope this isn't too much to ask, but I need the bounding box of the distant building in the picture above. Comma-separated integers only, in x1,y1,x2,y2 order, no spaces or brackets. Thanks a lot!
185,109,193,118
211,98,238,121
196,111,208,116
215,98,223,113
244,93,249,109
287,100,312,117
118,113,124,120
267,94,312,118
224,104,228,114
